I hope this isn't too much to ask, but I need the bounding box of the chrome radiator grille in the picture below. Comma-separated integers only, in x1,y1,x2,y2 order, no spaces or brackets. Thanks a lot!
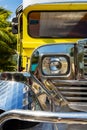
58,85,87,103
52,80,87,104
57,83,87,111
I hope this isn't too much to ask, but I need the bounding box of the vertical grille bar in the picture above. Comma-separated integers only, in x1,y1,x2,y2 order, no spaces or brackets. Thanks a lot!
78,39,87,79
83,43,87,78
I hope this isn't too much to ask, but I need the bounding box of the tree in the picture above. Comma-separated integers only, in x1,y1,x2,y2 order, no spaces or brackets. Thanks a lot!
0,7,17,71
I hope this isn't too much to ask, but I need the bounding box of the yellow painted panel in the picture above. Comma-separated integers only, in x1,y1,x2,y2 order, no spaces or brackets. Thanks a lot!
21,2,87,71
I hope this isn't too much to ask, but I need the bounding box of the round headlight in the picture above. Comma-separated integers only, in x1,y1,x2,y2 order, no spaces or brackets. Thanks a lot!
50,58,62,74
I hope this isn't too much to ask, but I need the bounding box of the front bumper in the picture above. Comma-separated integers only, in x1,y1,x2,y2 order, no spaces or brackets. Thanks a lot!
0,110,87,128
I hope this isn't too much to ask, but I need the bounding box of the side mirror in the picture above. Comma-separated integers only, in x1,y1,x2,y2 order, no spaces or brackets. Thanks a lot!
12,17,18,34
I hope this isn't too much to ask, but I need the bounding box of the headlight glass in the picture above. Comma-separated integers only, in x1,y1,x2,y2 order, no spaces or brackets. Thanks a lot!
41,55,70,76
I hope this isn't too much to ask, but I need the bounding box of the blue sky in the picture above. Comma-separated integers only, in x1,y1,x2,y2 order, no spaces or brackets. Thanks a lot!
0,0,22,20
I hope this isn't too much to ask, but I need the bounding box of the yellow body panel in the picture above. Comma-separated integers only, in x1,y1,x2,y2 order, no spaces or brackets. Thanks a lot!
21,2,87,71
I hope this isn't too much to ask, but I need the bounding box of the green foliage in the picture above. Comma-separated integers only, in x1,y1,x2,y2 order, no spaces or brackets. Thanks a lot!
0,7,17,71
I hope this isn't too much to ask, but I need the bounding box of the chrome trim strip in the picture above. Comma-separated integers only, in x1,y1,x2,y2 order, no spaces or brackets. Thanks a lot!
52,80,87,85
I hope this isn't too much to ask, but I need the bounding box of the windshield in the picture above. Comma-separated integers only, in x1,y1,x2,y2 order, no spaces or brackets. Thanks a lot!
28,11,87,38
